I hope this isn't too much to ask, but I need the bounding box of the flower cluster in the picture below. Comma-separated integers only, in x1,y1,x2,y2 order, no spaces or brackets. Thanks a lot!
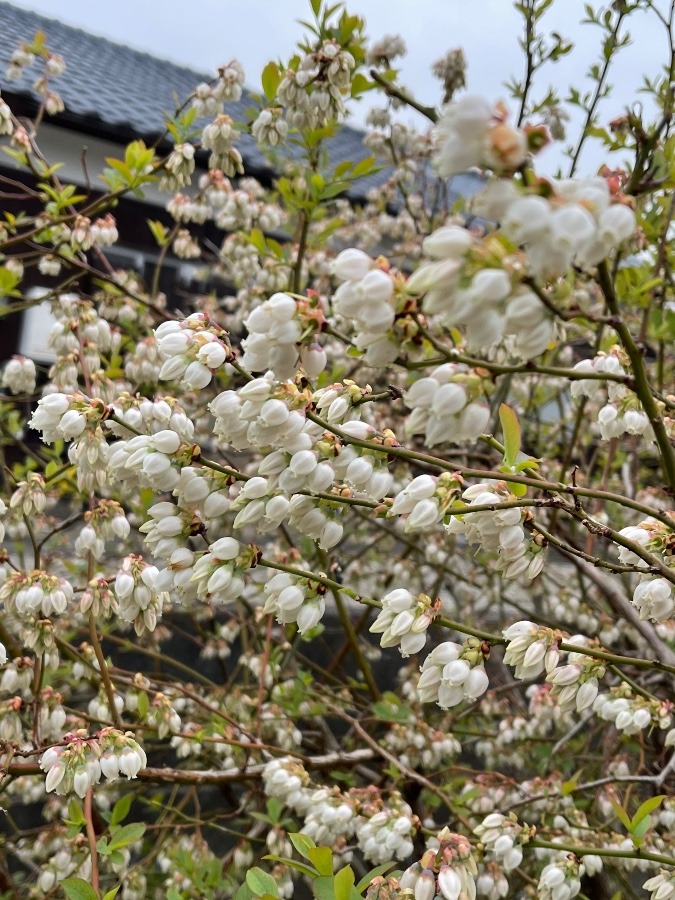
389,472,463,533
417,639,490,708
433,95,529,178
191,537,257,605
332,249,407,366
404,364,490,447
474,813,532,871
0,570,73,619
594,685,672,734
447,483,545,580
617,516,675,621
114,554,168,635
29,392,109,444
155,312,231,390
354,790,416,863
39,728,147,797
262,571,327,633
370,589,440,656
399,829,478,900
503,621,561,680
2,354,36,395
241,292,325,379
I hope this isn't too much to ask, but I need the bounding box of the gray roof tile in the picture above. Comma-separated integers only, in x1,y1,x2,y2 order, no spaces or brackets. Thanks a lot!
0,3,484,203
0,1,393,195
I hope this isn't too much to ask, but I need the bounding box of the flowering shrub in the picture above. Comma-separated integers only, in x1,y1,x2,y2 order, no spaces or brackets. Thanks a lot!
0,1,675,897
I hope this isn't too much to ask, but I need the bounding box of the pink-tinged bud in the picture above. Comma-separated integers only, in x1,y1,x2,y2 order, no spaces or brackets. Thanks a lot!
340,420,375,440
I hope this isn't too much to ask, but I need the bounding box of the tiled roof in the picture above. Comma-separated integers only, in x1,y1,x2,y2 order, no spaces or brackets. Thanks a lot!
0,2,482,202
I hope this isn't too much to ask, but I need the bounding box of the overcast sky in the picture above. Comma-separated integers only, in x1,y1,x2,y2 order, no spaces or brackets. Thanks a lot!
6,0,671,174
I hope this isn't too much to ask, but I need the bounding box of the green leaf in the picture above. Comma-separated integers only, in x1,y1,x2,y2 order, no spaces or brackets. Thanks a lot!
66,797,85,826
249,228,267,254
333,160,354,179
351,156,376,178
319,181,351,201
334,865,355,900
355,862,396,893
631,795,666,828
499,403,521,468
610,797,633,833
561,771,581,796
137,691,149,719
372,692,414,723
261,62,281,101
632,816,653,840
311,0,322,15
307,846,334,876
107,822,145,851
234,884,254,900
111,794,133,826
102,890,120,900
147,220,169,247
289,832,317,859
61,878,99,900
246,867,279,897
313,876,335,900
264,855,318,878
350,73,373,97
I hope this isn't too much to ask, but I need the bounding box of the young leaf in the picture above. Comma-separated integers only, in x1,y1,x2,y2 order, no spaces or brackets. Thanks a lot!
261,62,281,101
631,795,666,829
263,854,319,878
355,862,397,893
289,832,317,859
610,797,633,833
312,876,335,900
334,865,355,900
61,879,99,900
499,403,522,468
246,867,279,897
107,822,145,851
307,846,334,876
67,797,85,826
111,793,133,826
